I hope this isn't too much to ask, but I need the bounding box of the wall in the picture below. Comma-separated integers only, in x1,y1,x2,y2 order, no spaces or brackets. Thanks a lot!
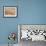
0,0,18,44
18,0,46,24
0,0,46,44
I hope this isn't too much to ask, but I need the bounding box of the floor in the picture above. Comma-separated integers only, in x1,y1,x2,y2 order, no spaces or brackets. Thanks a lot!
19,39,46,46
0,44,18,46
0,40,46,46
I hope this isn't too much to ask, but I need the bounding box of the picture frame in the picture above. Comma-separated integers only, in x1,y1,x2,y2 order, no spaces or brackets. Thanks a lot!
3,6,17,18
18,24,46,42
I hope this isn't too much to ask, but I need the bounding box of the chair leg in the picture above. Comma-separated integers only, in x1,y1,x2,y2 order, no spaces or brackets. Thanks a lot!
8,42,9,46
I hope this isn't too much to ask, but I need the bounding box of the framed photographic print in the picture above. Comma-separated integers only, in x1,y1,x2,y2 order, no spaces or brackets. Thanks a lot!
3,6,17,17
18,24,46,42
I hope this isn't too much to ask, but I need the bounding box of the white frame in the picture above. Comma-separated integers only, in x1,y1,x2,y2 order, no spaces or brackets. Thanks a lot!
18,25,21,43
4,6,17,17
